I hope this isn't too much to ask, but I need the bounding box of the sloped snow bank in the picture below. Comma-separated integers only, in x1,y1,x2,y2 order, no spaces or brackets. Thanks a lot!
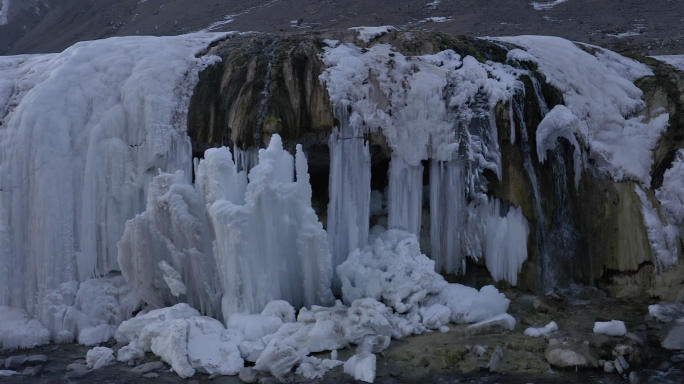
499,35,669,185
653,55,684,71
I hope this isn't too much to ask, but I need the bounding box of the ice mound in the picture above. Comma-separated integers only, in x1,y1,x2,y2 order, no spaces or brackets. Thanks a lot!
649,303,684,323
115,303,200,345
344,352,376,383
0,306,51,349
524,321,559,337
86,346,115,370
116,304,247,378
424,283,510,324
337,229,448,313
41,274,142,346
593,320,627,336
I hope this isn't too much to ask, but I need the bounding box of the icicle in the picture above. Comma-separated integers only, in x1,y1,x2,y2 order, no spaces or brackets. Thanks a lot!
208,134,334,318
483,199,530,285
233,145,260,174
387,156,423,235
429,159,467,274
327,126,371,293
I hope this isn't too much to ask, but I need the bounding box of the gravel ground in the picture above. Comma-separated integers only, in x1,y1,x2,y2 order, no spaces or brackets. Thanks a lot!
1,0,683,55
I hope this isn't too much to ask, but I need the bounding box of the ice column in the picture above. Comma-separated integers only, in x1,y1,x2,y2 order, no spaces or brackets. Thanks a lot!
209,135,335,318
327,123,371,293
387,156,423,235
117,171,222,318
429,159,468,274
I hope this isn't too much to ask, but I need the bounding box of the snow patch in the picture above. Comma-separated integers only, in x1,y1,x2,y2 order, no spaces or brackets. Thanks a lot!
530,0,569,11
498,35,668,184
348,26,397,42
524,321,558,337
653,55,684,71
593,320,627,336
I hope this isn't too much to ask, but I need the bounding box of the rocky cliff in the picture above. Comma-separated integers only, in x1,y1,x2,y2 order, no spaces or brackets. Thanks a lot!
187,30,684,299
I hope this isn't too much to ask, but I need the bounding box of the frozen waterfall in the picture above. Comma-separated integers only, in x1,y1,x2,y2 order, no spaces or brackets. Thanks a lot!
0,33,227,341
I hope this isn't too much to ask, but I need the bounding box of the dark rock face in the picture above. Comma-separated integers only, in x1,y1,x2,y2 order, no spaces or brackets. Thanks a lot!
186,30,684,295
187,33,335,158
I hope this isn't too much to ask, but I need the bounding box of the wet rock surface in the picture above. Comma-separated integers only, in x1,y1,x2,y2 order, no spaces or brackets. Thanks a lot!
3,288,681,383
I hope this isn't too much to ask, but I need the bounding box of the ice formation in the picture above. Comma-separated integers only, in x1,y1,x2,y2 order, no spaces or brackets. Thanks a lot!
648,303,684,323
0,33,228,342
524,321,559,337
656,149,684,226
499,36,670,184
113,227,512,380
635,185,679,271
120,135,335,319
320,38,530,278
86,346,116,370
0,306,51,349
593,320,627,336
336,229,448,312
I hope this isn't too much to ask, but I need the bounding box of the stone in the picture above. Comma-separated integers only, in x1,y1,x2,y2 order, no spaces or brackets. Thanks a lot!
671,353,684,363
604,361,615,372
615,358,624,374
389,367,402,378
66,369,91,379
618,355,630,370
4,355,27,370
625,332,645,346
239,366,258,383
21,365,43,377
67,362,88,372
475,345,487,357
465,317,514,337
143,372,160,379
489,346,503,373
629,371,640,384
614,344,634,357
26,355,48,365
131,361,165,374
544,345,599,369
533,293,566,314
656,361,673,371
662,325,684,350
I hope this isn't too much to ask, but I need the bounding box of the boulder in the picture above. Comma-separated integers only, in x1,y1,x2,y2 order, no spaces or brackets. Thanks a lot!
131,361,164,374
544,345,599,369
489,346,503,372
533,293,566,314
465,314,515,336
662,325,684,350
4,355,27,370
